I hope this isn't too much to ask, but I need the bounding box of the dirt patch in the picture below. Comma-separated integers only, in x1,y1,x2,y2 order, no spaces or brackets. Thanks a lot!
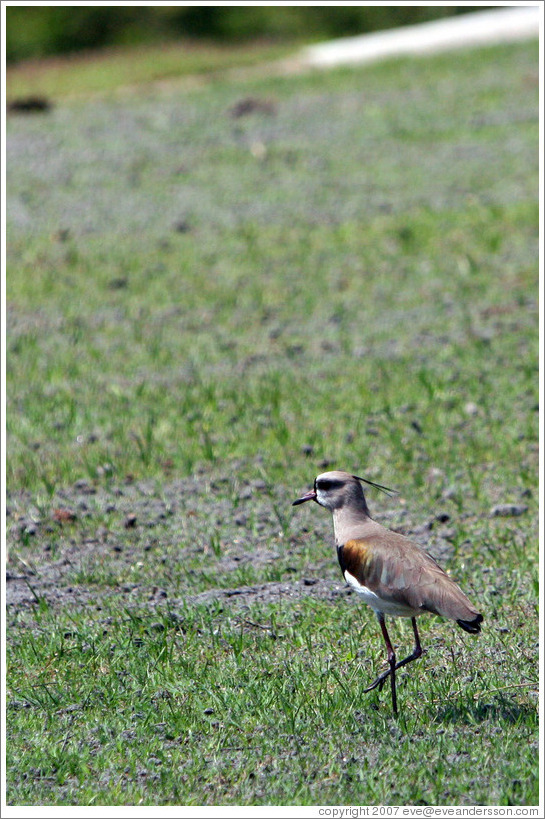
6,463,458,623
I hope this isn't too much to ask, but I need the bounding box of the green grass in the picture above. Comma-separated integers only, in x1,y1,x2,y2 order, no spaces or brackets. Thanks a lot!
6,38,297,100
7,597,538,806
6,39,539,806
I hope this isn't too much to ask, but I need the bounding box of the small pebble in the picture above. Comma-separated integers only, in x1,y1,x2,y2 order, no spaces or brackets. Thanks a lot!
442,486,459,500
426,467,445,485
490,504,528,517
23,524,37,536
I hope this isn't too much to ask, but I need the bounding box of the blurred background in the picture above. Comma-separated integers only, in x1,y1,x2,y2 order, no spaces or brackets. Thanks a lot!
7,5,485,63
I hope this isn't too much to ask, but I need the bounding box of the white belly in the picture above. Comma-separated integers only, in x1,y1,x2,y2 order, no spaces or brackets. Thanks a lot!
344,570,417,618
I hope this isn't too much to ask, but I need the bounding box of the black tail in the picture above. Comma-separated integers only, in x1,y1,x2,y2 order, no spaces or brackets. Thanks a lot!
457,613,483,634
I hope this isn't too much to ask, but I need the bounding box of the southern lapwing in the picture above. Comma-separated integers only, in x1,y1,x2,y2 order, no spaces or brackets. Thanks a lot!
292,470,483,715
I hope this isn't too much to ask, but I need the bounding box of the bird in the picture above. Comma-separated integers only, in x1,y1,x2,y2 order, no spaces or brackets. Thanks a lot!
292,470,483,716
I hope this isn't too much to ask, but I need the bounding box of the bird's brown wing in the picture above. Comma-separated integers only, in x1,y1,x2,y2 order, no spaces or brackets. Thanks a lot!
339,534,480,623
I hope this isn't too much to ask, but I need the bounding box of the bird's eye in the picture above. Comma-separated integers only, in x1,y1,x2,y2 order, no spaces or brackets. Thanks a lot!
316,479,344,491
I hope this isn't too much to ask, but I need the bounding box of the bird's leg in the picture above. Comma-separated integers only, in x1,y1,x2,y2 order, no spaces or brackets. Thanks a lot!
363,614,398,715
391,617,423,674
383,617,398,716
363,617,424,708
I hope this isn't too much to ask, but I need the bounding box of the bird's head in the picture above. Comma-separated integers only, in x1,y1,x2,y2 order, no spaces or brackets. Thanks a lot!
292,470,395,512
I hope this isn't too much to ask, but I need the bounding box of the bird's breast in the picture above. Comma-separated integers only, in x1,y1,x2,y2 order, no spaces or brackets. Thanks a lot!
338,538,420,618
343,569,417,617
336,538,372,579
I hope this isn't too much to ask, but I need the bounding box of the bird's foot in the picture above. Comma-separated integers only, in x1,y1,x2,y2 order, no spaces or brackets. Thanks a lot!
363,668,392,693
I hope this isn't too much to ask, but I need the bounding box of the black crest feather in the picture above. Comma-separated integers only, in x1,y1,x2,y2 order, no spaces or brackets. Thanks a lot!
353,475,398,497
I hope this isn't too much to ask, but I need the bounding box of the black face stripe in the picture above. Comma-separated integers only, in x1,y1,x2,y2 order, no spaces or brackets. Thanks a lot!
315,478,345,492
336,543,347,574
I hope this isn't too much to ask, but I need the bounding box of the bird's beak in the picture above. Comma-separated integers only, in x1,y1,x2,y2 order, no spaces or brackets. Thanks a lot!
292,489,317,506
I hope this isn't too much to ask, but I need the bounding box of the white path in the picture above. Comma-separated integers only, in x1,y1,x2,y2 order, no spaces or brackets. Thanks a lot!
299,6,540,69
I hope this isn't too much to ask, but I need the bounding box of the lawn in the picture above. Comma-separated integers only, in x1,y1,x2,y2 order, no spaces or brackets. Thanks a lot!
6,37,297,101
5,38,539,806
